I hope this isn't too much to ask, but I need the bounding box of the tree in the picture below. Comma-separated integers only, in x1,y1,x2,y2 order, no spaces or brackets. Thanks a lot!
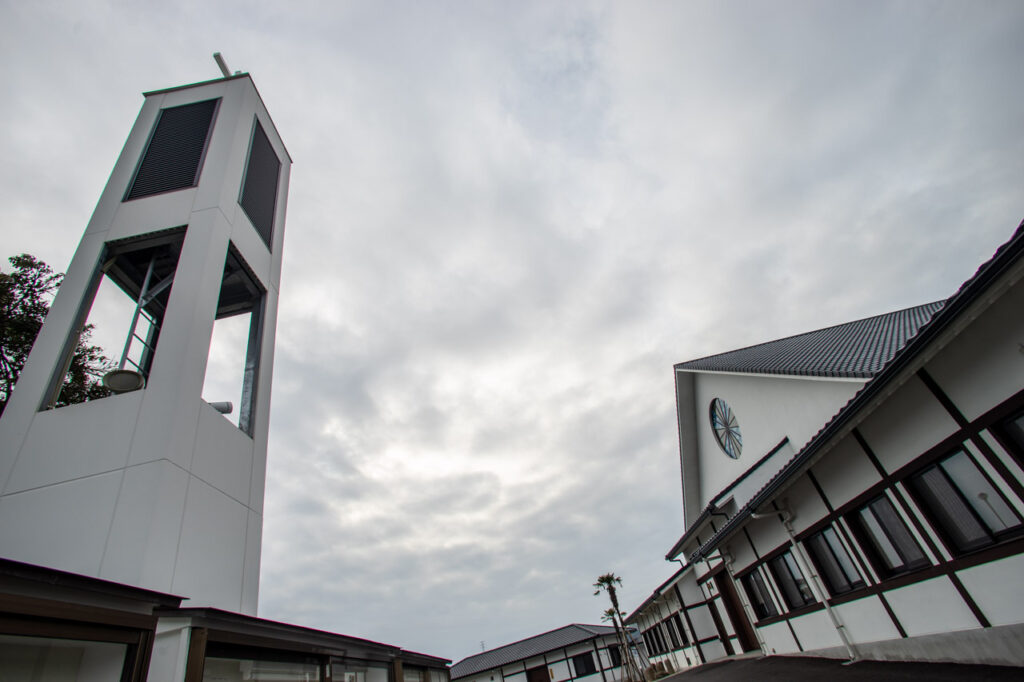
594,573,642,682
0,254,111,416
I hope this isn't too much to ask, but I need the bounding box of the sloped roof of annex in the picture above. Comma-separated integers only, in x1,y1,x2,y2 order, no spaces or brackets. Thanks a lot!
674,301,945,379
450,624,619,680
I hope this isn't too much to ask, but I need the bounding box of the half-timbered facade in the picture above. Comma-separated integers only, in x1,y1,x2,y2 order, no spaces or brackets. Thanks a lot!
626,221,1024,669
451,625,630,682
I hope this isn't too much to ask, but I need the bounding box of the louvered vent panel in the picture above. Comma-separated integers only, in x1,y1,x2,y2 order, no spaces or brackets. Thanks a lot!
125,99,219,200
239,120,280,249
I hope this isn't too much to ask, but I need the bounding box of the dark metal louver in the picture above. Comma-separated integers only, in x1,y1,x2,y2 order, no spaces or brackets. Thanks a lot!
125,99,219,200
239,120,280,249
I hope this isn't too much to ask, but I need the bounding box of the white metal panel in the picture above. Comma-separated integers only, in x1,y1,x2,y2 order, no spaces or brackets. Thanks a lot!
926,281,1024,421
192,401,254,505
171,477,249,612
242,509,263,614
885,576,980,637
549,659,570,681
4,391,142,494
100,458,190,591
810,437,882,509
957,554,1024,627
857,377,959,474
756,620,799,655
0,471,122,576
833,596,900,644
788,610,842,652
782,476,829,535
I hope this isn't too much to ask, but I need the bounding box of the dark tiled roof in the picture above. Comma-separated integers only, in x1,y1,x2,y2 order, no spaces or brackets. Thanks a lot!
675,302,945,379
450,624,618,679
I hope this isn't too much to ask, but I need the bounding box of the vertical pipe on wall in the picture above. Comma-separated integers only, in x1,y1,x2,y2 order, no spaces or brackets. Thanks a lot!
751,508,857,662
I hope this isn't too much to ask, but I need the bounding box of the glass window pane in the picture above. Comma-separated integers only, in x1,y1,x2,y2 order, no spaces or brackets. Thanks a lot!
915,465,990,551
1001,413,1024,453
823,528,861,586
0,634,128,681
941,451,1021,533
783,552,814,603
808,532,850,594
573,652,596,676
872,497,927,567
859,506,903,570
204,656,321,681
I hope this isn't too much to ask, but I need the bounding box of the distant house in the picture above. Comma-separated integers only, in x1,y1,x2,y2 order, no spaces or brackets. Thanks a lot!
626,221,1024,669
451,624,632,682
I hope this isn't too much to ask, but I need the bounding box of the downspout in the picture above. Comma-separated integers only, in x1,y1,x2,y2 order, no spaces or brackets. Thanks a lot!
719,549,768,655
750,507,857,662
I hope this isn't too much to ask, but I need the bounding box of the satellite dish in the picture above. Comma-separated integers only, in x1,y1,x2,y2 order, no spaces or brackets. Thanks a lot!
103,369,145,394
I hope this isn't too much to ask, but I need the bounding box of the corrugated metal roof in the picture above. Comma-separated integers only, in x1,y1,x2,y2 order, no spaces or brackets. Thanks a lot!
675,301,945,379
450,624,618,680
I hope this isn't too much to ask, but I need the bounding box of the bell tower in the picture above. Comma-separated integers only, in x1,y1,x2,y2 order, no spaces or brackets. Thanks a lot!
0,71,290,615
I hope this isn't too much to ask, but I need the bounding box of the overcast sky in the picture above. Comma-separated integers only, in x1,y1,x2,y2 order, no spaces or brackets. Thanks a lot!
2,0,1023,663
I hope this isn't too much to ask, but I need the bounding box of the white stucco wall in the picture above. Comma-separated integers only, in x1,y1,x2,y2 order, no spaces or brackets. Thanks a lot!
690,372,863,511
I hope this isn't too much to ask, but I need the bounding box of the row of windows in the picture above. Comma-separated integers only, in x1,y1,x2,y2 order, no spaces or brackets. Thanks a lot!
642,613,688,657
740,412,1024,619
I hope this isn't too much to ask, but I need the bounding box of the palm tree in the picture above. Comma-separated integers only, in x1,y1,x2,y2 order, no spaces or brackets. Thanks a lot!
594,574,640,682
593,573,624,616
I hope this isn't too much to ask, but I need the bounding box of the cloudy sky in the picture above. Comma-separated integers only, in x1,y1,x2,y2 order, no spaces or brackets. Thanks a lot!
3,0,1023,663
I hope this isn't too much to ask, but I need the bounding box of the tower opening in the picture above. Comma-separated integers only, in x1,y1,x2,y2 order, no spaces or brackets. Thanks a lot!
201,244,265,435
43,228,185,409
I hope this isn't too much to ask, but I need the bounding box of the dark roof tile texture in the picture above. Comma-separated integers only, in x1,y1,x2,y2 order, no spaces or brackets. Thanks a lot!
450,624,617,679
675,301,945,379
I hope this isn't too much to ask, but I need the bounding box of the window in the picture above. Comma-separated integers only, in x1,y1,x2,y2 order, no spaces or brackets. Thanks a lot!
605,644,621,668
239,118,281,249
741,569,778,619
805,526,865,595
909,449,1023,553
203,643,321,682
672,613,689,645
126,99,218,200
996,411,1024,464
0,634,129,680
572,652,597,677
664,618,680,649
850,494,929,577
768,550,815,609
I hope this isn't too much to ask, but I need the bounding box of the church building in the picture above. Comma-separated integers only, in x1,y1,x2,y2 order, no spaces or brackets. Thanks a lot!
625,221,1024,670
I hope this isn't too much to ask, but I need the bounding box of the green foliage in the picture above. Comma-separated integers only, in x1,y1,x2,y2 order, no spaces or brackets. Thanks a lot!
0,254,112,416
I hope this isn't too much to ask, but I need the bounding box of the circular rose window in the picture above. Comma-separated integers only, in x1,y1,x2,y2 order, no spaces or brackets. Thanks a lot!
709,398,742,459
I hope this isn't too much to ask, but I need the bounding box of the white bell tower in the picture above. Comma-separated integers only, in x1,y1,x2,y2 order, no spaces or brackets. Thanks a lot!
0,71,290,614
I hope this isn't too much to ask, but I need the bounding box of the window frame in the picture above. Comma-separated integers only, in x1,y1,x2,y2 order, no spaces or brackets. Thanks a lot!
992,409,1024,468
740,568,778,620
847,493,930,579
767,550,815,610
907,448,1024,555
571,651,597,677
804,525,865,596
